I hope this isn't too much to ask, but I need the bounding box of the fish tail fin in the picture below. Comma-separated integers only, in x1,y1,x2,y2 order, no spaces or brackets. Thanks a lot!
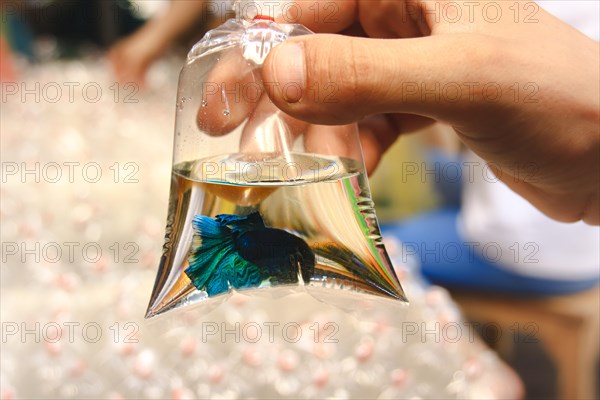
185,215,235,290
205,252,263,296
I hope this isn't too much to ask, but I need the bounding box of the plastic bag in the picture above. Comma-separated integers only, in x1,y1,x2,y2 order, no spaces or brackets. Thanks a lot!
145,1,407,318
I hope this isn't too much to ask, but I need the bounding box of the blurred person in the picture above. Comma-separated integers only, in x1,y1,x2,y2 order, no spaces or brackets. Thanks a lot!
108,0,221,86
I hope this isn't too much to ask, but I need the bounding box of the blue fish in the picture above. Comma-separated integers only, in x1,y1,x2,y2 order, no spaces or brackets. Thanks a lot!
186,212,315,296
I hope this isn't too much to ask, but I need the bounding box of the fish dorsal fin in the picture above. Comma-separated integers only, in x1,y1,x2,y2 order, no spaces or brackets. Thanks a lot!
215,212,266,235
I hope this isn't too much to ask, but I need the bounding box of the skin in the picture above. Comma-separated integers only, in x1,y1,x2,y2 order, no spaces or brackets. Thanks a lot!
254,0,599,225
109,1,209,86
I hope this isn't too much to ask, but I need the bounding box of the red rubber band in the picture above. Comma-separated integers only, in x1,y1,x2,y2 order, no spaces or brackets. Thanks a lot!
253,15,275,21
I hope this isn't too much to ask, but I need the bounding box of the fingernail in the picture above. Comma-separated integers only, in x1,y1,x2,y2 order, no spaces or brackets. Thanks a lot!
272,42,306,103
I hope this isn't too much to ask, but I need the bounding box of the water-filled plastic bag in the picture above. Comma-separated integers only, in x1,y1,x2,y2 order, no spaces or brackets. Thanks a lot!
146,3,407,318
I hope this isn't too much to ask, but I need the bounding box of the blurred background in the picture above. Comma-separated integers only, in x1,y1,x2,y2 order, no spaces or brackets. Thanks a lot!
1,1,598,399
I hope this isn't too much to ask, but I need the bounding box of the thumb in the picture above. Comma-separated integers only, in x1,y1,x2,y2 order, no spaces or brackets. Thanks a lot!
263,34,493,125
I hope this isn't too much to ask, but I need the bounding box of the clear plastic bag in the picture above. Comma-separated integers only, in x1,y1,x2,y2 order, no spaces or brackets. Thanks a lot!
146,2,407,318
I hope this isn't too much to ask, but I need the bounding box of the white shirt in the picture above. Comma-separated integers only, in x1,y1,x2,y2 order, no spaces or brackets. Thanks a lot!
459,2,600,281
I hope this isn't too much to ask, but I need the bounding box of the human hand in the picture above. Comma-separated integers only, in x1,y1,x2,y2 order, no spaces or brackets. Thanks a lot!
260,0,599,225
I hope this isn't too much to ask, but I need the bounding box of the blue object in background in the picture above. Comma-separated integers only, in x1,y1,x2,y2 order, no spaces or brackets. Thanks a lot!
2,0,145,59
3,10,35,60
382,208,600,296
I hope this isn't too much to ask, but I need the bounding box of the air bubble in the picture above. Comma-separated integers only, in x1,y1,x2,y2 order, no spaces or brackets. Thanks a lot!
177,97,187,111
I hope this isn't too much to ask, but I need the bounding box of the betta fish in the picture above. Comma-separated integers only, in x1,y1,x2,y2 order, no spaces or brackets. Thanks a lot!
185,212,315,296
